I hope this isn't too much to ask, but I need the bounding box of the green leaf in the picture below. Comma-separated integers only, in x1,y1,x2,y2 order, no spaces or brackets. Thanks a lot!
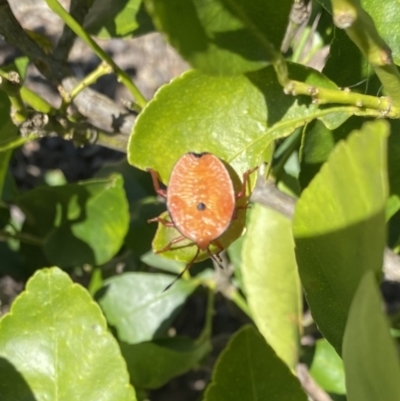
293,120,389,353
203,325,307,401
343,271,400,401
309,339,346,395
141,250,185,274
18,174,129,268
0,267,137,401
84,0,143,38
145,0,291,75
129,64,339,183
242,204,301,370
96,272,199,343
121,335,211,389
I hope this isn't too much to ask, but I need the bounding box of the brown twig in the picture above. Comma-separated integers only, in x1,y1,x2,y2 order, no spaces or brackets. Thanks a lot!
297,363,334,401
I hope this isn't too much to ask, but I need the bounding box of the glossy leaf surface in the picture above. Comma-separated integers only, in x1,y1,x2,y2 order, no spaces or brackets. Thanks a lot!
0,267,137,401
242,204,301,370
294,120,388,353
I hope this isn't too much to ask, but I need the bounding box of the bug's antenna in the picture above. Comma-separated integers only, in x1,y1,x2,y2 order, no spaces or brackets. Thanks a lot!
163,247,200,292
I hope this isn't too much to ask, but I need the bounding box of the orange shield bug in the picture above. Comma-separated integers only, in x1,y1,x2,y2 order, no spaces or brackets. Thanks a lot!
148,152,258,289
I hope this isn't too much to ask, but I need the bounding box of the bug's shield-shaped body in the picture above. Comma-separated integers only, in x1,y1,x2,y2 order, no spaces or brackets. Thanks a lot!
167,153,235,250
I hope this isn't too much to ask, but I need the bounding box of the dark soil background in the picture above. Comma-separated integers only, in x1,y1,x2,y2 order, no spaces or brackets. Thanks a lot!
0,2,250,400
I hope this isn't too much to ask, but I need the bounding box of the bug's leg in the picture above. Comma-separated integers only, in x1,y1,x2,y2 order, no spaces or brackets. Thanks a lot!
163,247,201,291
207,242,224,269
155,235,186,254
147,168,167,198
236,166,259,199
147,216,175,227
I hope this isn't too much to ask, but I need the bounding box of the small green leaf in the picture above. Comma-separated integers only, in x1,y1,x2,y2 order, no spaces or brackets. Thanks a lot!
145,0,291,75
0,267,137,401
203,325,307,401
18,174,129,268
96,272,199,344
242,204,301,370
84,0,143,38
309,339,346,395
294,120,388,353
121,336,211,389
343,271,400,401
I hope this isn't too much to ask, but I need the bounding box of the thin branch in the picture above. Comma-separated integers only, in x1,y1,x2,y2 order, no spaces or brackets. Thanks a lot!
0,0,136,138
297,363,334,401
54,0,90,60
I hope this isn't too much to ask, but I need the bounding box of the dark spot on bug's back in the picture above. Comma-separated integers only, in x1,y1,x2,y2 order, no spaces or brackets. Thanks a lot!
190,152,209,158
197,202,206,211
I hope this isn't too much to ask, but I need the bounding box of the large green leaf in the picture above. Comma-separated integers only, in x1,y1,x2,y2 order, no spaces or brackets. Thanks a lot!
129,64,341,183
293,120,388,353
18,174,129,268
121,335,211,389
242,204,301,370
145,0,291,75
84,0,143,38
203,325,307,401
0,267,136,401
343,271,400,401
96,272,199,343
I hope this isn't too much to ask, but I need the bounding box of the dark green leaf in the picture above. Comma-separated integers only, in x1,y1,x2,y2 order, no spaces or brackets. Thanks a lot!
145,0,291,75
294,120,388,353
309,339,346,394
121,335,211,389
343,271,400,401
0,267,137,401
203,325,307,401
18,174,129,268
242,204,301,370
96,272,199,343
